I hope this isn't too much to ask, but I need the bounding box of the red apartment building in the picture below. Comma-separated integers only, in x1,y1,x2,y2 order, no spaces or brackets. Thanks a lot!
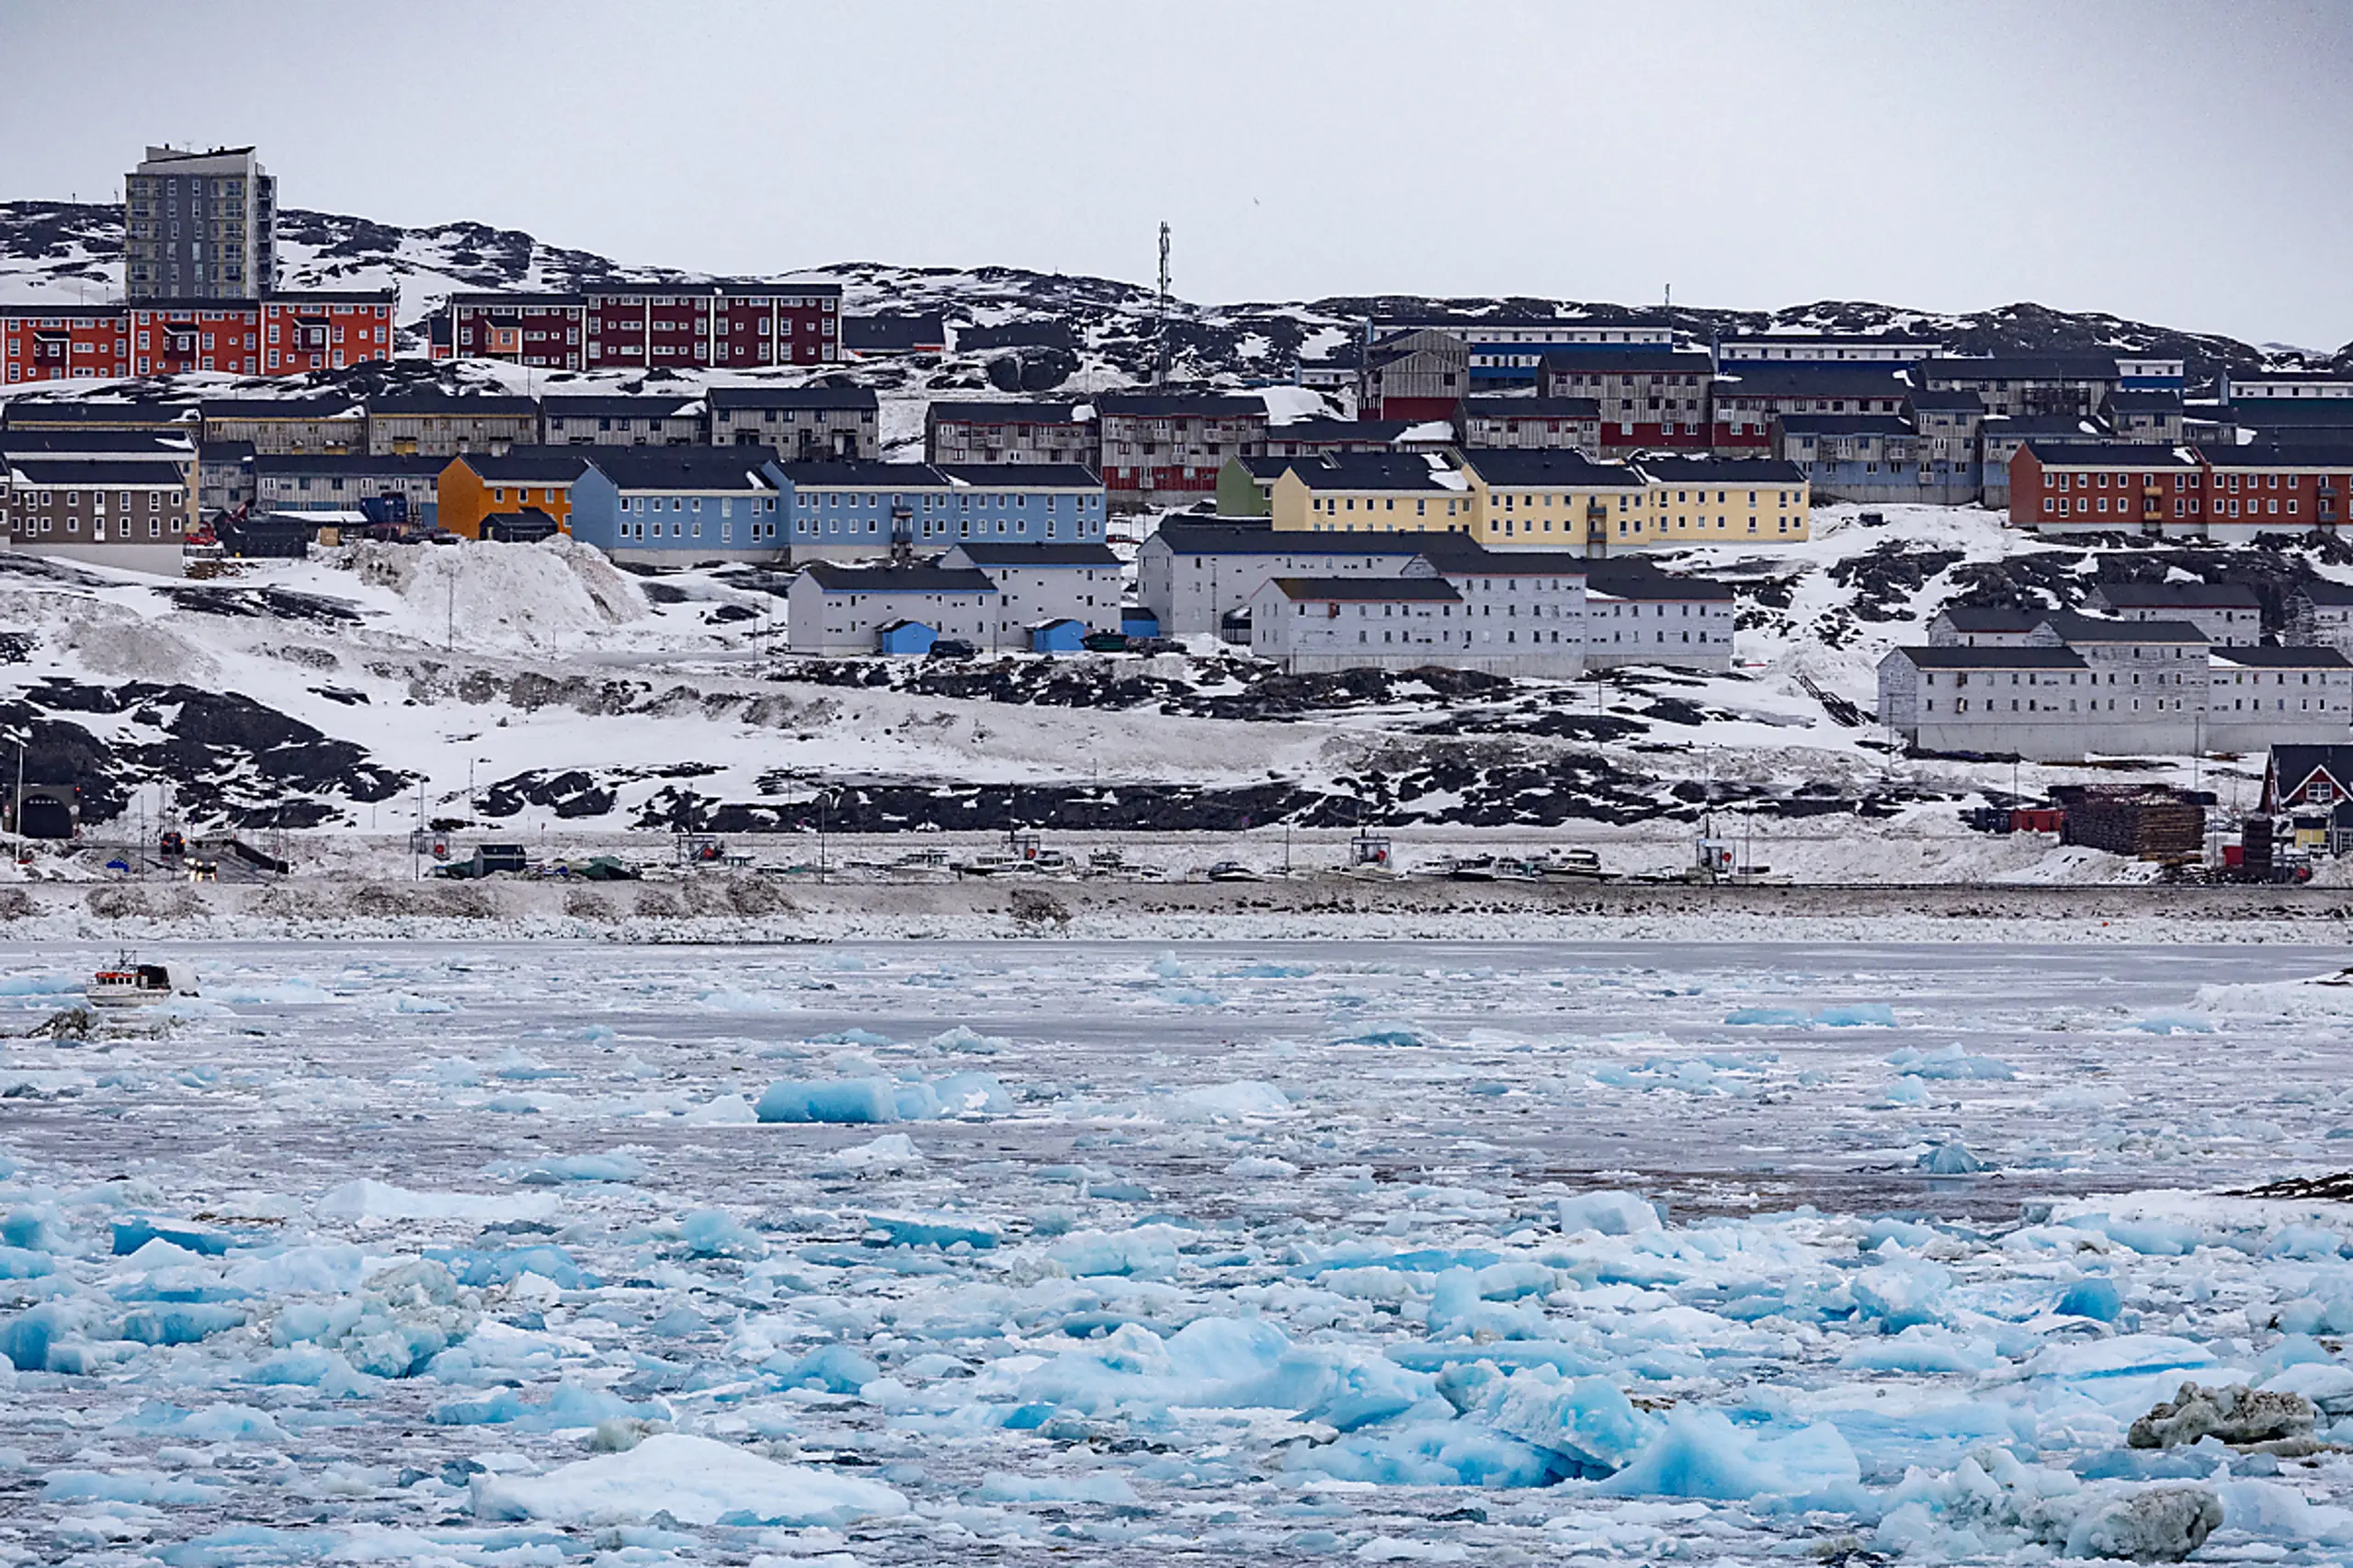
2011,442,2353,530
2,292,393,382
439,284,842,370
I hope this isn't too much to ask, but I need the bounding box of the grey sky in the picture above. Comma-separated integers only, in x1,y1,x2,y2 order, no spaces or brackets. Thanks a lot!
2,0,2347,349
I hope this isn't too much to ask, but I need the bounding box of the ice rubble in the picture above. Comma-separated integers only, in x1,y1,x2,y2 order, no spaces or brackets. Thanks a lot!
17,944,2353,1564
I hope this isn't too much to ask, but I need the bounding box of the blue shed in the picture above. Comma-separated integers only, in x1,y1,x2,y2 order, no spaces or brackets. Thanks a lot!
1120,606,1162,639
1029,618,1087,654
878,619,939,655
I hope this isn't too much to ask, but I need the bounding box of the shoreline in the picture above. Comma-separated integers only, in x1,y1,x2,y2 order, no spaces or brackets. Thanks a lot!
6,872,2350,945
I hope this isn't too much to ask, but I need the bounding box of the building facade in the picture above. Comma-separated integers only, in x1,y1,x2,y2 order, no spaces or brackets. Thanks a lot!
1538,349,1715,454
786,563,997,653
1459,397,1602,454
1094,392,1268,507
440,284,843,370
925,401,1097,466
124,145,275,301
0,457,194,574
772,461,1107,561
253,454,444,522
709,386,877,460
438,449,593,539
567,447,784,565
540,395,706,447
367,394,542,458
941,541,1124,643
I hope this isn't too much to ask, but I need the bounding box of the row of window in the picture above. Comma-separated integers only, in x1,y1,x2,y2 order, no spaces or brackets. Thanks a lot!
7,516,179,538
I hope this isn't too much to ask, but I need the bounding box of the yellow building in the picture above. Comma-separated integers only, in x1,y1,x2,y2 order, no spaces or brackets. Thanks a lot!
1455,449,1647,549
436,448,592,540
1634,457,1810,546
1269,455,1472,534
1457,449,1810,550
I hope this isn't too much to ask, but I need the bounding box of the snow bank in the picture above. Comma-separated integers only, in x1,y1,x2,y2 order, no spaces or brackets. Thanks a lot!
346,536,648,651
471,1432,906,1526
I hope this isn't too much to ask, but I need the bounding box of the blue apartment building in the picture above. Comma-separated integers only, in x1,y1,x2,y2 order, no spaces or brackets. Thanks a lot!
771,460,1106,561
567,446,784,564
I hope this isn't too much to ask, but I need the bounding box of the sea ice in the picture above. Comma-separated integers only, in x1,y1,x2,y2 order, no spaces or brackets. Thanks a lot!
470,1432,907,1526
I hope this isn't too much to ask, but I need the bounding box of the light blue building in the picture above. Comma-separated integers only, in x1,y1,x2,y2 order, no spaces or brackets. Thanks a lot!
569,446,783,565
770,460,1106,562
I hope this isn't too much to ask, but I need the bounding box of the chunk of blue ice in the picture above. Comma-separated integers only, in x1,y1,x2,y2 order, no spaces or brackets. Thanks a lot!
112,1221,231,1256
118,1304,244,1346
1599,1409,1861,1504
1887,1044,2016,1080
771,1342,880,1393
1558,1191,1663,1235
2056,1277,2125,1323
756,1078,901,1124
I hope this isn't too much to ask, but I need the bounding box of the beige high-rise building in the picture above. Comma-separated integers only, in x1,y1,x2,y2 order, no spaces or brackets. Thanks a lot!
124,145,277,301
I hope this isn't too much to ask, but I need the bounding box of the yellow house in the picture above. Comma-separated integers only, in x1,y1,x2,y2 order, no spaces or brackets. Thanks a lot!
1634,457,1810,546
436,448,592,540
1455,448,1648,548
1270,454,1473,534
1458,449,1811,550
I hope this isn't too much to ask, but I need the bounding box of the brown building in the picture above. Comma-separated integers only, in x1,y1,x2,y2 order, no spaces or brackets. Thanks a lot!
1,457,193,575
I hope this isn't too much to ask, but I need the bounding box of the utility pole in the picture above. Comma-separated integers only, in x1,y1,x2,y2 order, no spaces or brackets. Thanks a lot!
1154,222,1172,385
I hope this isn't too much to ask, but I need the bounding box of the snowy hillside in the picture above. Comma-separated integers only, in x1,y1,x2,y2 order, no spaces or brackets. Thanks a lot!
5,199,2347,390
2,503,2339,880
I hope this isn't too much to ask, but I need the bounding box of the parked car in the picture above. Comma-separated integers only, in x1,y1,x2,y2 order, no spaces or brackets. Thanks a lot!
926,638,979,661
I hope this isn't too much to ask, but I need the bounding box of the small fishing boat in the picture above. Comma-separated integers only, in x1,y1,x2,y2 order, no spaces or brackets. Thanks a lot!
1206,860,1264,883
87,960,195,1008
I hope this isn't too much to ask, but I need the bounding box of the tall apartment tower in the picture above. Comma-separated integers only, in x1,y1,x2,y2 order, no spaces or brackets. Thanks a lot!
123,145,277,301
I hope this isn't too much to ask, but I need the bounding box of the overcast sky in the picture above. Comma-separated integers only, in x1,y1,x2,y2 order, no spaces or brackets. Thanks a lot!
3,0,2347,350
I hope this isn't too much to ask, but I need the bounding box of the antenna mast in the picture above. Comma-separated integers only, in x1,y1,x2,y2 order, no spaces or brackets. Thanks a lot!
1155,222,1172,383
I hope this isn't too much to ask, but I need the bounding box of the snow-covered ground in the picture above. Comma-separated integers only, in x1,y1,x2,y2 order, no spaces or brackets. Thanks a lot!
2,500,2324,882
7,938,2353,1562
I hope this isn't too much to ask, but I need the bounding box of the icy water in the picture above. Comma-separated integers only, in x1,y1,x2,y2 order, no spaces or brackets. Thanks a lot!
6,939,2353,1564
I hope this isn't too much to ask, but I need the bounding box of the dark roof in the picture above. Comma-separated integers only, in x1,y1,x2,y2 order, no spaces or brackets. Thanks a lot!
843,315,945,352
1460,449,1642,487
2090,581,2259,609
199,397,365,419
540,395,703,420
2269,745,2353,784
1236,454,1306,480
1906,388,1986,413
1094,392,1267,419
2014,438,2188,465
1989,419,2118,443
801,562,997,594
947,542,1122,566
2196,442,2353,470
1,401,196,426
1712,365,1913,399
369,392,540,418
1150,518,1461,557
256,289,396,306
1718,333,1942,349
0,302,127,319
927,400,1087,426
2212,646,2352,668
954,320,1075,352
775,460,944,487
1586,562,1734,602
2103,391,2183,413
447,290,583,308
2296,582,2353,607
199,441,256,463
1287,454,1457,493
0,430,195,457
1773,415,1915,437
6,458,187,484
2037,610,2207,644
1922,355,2122,382
1267,576,1461,603
1894,646,2088,670
934,464,1102,488
1262,419,1415,444
2221,403,2353,430
584,448,779,490
1443,550,1590,576
1374,311,1679,333
1539,349,1714,376
1461,396,1602,419
1638,456,1808,484
254,453,447,477
1935,606,2043,631
449,447,597,483
707,385,878,412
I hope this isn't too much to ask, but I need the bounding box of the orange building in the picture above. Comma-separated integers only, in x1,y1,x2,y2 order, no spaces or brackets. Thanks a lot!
438,447,592,539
